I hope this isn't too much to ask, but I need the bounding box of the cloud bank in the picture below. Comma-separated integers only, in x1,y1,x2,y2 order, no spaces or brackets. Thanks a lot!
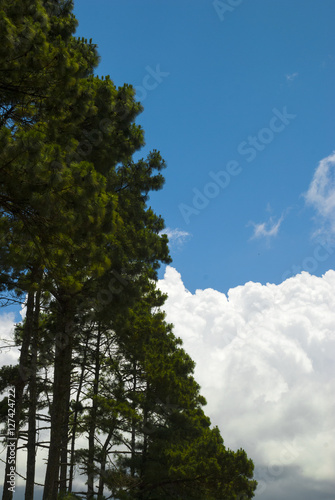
158,267,335,500
1,268,334,499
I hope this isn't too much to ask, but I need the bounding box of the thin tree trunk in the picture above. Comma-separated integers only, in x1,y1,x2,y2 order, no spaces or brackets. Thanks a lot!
87,323,101,499
2,290,35,500
97,429,114,499
139,384,149,500
25,287,41,499
59,382,71,495
131,362,137,478
43,298,73,500
68,330,90,492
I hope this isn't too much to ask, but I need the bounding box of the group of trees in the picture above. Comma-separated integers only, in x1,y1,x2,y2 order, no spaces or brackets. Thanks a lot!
0,1,257,499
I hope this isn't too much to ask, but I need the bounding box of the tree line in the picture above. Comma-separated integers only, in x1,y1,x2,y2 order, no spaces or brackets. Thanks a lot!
0,1,257,498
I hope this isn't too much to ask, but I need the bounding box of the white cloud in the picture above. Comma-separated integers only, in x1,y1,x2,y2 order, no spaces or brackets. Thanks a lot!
286,72,299,82
158,267,335,499
20,296,27,321
305,151,335,237
160,227,191,249
249,215,284,240
0,312,19,368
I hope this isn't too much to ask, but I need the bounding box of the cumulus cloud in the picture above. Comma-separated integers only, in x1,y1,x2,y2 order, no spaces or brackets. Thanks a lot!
249,215,284,240
158,267,335,500
305,151,335,237
160,227,191,249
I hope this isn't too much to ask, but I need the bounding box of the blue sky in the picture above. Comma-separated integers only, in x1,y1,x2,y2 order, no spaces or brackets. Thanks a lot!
73,0,335,294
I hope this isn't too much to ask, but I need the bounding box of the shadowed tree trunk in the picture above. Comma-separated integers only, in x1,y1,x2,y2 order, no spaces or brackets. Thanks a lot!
25,286,41,500
2,289,35,500
68,330,90,493
43,297,74,500
87,323,102,499
97,429,114,499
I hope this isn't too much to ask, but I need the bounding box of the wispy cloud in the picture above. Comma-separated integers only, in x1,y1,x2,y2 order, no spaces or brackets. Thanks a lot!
304,151,335,236
249,215,284,240
286,72,299,82
160,227,191,249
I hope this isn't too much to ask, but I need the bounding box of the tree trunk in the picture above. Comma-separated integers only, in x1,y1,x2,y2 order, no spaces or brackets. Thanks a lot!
68,330,90,492
59,385,71,495
25,287,41,499
87,323,101,499
2,290,35,500
43,298,73,500
139,383,149,500
131,362,137,478
97,429,114,499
